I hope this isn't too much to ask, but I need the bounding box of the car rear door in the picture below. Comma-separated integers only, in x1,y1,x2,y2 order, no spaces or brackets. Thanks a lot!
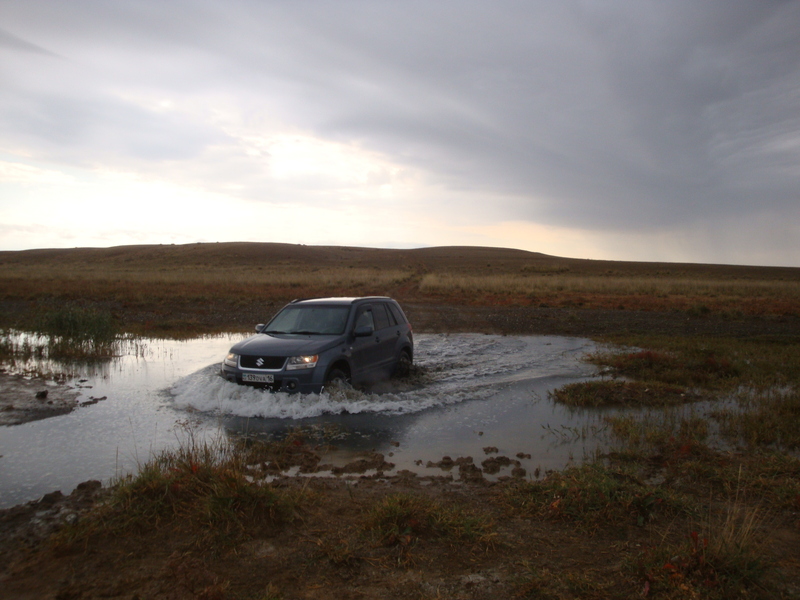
349,303,400,381
348,305,382,381
370,302,401,374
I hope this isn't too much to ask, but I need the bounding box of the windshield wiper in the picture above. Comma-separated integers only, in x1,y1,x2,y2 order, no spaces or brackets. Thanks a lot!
288,330,318,335
263,329,286,334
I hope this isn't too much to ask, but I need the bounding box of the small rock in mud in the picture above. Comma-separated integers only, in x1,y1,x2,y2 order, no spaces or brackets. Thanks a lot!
516,452,532,459
331,452,394,475
79,395,107,407
483,446,499,454
481,456,515,474
426,456,455,470
458,462,484,483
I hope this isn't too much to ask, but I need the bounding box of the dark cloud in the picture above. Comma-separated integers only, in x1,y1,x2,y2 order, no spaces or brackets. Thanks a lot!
1,0,798,263
1,90,229,163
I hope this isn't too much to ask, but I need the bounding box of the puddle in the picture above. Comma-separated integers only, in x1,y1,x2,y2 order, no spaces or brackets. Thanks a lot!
0,333,603,508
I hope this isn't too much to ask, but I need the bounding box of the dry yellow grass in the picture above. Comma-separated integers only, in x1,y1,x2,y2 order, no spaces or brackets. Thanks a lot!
0,264,414,290
419,272,800,299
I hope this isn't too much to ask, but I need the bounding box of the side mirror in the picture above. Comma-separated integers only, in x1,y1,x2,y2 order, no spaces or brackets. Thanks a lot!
255,324,265,333
353,325,374,338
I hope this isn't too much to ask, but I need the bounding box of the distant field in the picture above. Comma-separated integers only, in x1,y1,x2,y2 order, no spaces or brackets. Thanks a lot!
1,242,798,335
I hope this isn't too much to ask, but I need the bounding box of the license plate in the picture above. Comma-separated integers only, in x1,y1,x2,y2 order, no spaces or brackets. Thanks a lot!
242,373,275,383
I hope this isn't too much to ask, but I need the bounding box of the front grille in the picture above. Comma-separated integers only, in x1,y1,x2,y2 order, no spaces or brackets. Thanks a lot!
240,355,286,370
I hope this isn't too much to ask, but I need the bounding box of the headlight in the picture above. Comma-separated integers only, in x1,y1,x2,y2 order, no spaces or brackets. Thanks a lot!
223,352,239,368
286,354,318,370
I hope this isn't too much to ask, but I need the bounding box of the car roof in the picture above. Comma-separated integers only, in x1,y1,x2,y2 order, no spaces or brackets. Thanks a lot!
289,296,392,306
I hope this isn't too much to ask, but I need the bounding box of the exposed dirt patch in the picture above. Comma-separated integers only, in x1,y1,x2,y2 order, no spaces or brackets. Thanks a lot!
0,480,106,574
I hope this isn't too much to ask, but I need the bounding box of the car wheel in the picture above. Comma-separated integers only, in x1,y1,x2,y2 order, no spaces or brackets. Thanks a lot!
394,350,412,378
324,368,351,390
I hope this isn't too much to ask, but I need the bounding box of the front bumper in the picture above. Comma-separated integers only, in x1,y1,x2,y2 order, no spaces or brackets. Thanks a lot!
220,365,324,394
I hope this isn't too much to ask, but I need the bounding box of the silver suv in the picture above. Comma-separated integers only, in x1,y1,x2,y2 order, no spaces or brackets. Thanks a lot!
220,297,413,393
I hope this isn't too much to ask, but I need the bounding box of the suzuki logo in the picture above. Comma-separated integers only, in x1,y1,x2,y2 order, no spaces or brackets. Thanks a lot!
256,358,264,367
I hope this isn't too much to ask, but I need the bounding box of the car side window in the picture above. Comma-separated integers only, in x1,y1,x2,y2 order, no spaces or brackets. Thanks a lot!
387,303,405,324
373,303,391,330
384,303,398,326
355,308,374,331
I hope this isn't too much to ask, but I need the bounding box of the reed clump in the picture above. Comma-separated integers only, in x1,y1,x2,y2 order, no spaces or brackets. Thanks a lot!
32,306,118,359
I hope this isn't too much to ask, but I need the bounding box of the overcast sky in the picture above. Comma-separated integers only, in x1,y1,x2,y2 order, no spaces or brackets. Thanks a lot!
1,1,799,266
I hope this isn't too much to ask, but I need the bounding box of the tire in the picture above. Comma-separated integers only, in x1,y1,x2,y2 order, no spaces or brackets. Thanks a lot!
393,350,412,378
324,367,351,390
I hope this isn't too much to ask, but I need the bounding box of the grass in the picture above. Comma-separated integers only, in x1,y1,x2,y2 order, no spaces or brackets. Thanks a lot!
592,335,800,389
587,335,800,457
418,272,800,315
1,306,119,361
713,389,800,449
588,347,741,389
364,493,493,547
1,243,799,336
3,243,798,596
513,565,614,599
631,493,774,599
1,264,415,292
603,407,710,447
505,462,689,531
420,272,800,300
551,379,695,408
60,431,302,550
523,332,800,596
34,306,118,359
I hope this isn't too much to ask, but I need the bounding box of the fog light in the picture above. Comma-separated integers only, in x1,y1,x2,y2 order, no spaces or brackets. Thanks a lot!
288,381,297,390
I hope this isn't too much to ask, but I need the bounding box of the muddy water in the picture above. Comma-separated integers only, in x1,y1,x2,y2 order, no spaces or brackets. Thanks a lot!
0,334,602,508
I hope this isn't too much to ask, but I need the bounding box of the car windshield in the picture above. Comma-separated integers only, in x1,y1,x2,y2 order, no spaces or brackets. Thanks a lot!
264,305,350,335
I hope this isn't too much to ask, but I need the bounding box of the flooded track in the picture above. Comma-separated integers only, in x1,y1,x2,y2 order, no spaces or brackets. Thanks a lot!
0,334,602,508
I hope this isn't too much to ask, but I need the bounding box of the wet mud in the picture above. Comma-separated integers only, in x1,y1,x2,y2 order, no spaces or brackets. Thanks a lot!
0,372,81,426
